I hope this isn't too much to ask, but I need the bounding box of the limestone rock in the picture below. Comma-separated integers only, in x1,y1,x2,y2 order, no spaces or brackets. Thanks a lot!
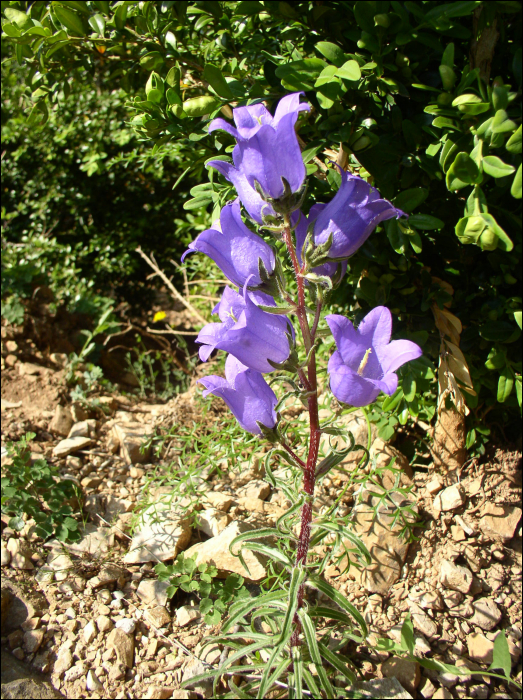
136,580,170,607
467,632,494,664
88,563,126,589
236,479,270,501
112,422,153,464
439,559,473,594
145,606,171,629
425,476,444,495
52,436,92,458
408,586,444,611
107,628,134,668
49,405,73,437
181,657,212,696
6,538,33,570
470,598,502,631
371,439,413,489
86,670,104,692
23,629,44,653
1,542,11,567
115,618,136,635
1,579,47,634
145,687,174,699
83,620,97,643
436,484,465,512
176,606,200,627
341,490,417,595
124,503,192,564
96,615,113,633
479,504,522,541
203,491,234,512
387,623,431,656
351,677,413,699
382,657,420,694
196,508,231,538
184,521,267,582
53,648,73,676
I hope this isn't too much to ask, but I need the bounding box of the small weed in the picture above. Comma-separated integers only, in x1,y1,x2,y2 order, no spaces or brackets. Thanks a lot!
155,552,250,625
1,433,82,541
125,335,196,400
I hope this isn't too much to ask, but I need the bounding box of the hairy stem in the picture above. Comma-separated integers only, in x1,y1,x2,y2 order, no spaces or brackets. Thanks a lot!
282,217,321,648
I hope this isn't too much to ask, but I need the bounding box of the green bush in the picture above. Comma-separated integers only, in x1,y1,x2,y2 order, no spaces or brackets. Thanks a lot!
1,0,521,439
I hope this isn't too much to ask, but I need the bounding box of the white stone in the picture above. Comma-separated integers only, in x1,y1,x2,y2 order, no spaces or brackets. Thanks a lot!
1,542,11,567
184,521,267,581
124,502,192,564
136,580,170,607
176,605,201,627
6,538,33,570
115,618,136,635
52,436,92,458
439,484,466,511
203,491,234,512
236,479,270,501
440,559,473,594
196,508,231,538
53,649,73,676
86,669,104,692
470,598,502,631
425,477,444,495
83,619,97,644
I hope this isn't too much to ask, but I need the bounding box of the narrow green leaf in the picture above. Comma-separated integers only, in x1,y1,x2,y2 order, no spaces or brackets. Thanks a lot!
408,214,444,230
318,640,357,684
299,611,334,697
511,163,522,199
307,573,368,636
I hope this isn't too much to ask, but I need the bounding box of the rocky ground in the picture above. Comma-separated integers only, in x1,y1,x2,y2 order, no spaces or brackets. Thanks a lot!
1,323,522,700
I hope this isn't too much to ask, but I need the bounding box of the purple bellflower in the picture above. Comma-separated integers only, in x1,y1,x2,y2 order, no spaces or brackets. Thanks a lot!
293,207,348,280
196,283,293,373
181,199,275,288
326,307,422,407
199,355,277,435
208,93,310,221
312,172,405,260
208,92,309,141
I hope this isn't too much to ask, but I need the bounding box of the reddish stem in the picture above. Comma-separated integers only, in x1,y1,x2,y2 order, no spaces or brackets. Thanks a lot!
282,219,321,648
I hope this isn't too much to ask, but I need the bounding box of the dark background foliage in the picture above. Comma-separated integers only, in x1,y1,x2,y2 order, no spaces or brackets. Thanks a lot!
1,0,521,442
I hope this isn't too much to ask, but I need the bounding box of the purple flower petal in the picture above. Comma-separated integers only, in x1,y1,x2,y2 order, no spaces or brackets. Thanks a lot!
313,173,404,259
207,159,276,224
198,355,277,434
326,307,422,407
376,339,423,375
182,199,275,287
233,113,306,199
273,92,310,125
208,118,239,140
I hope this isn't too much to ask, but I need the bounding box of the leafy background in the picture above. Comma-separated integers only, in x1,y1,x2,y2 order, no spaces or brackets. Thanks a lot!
1,0,522,446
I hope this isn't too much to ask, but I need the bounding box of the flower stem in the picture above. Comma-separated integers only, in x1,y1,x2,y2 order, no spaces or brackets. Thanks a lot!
282,217,321,648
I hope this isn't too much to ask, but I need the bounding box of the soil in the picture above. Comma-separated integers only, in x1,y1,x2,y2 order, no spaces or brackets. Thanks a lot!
1,313,522,700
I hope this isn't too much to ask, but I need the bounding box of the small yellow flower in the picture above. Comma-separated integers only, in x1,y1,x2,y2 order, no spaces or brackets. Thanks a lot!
153,311,167,322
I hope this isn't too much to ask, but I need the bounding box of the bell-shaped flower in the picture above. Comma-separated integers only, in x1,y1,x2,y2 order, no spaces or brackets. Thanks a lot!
208,92,310,213
196,282,293,373
313,172,405,259
208,92,309,141
199,355,277,435
326,307,422,407
181,199,275,288
293,207,348,281
206,159,276,224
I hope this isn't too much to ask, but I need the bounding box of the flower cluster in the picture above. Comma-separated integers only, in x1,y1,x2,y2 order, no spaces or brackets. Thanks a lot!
183,92,421,434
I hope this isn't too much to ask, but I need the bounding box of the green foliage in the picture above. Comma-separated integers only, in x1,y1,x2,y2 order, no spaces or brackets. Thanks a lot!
1,432,82,541
155,552,249,626
2,0,521,434
125,334,196,399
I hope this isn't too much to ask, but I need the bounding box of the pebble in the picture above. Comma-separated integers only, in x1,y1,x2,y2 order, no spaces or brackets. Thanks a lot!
467,632,494,664
83,619,97,643
176,605,201,627
86,669,104,692
470,598,502,631
438,484,466,512
440,560,473,594
96,615,113,633
54,649,74,676
23,629,44,653
1,542,12,566
115,618,136,635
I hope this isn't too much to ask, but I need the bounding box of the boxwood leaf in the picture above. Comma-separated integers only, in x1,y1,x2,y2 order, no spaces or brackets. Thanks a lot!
482,155,515,178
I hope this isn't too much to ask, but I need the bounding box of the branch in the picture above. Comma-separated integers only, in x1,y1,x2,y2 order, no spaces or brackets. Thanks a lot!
135,246,208,326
